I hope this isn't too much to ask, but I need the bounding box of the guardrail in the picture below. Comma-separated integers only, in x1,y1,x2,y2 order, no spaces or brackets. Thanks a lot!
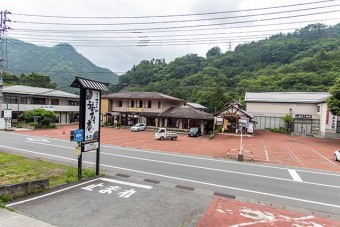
226,148,254,161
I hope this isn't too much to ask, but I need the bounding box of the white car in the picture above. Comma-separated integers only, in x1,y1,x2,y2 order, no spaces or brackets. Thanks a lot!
130,123,146,132
334,150,340,161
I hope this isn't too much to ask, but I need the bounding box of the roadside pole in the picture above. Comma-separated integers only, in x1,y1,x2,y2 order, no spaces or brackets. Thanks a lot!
238,125,243,161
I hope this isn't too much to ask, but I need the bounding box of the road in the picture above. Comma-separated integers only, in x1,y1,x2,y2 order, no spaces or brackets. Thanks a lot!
1,131,340,216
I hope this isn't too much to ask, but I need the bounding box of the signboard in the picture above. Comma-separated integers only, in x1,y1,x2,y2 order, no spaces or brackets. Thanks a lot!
39,105,55,111
84,142,99,152
4,109,12,118
127,107,142,112
295,114,312,119
74,129,84,142
85,90,100,141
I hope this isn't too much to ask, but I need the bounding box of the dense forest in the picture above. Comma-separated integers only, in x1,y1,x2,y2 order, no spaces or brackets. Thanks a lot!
5,40,119,93
115,23,340,112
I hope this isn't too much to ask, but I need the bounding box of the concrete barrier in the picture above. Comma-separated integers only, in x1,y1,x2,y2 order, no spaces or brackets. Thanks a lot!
0,179,49,198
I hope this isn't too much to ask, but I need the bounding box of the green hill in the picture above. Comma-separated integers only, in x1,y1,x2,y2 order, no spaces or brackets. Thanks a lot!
5,39,118,93
117,23,340,112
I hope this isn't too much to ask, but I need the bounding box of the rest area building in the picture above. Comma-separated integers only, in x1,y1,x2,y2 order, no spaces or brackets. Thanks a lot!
245,92,340,138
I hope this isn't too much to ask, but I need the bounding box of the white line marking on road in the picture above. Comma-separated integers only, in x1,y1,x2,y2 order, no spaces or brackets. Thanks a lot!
312,149,337,166
26,138,50,143
96,162,340,209
287,147,303,165
1,144,340,209
264,145,269,161
3,131,339,175
7,178,102,207
26,141,73,149
288,169,303,182
101,178,152,189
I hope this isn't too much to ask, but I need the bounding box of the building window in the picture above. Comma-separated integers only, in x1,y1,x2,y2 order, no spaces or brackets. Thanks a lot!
32,98,46,105
19,97,27,104
51,99,59,105
317,105,320,112
129,100,135,107
68,100,79,106
158,101,161,109
137,100,143,108
116,100,123,107
145,100,152,108
4,96,18,104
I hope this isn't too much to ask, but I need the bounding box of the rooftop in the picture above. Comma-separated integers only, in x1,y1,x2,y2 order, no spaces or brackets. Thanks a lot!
102,92,185,102
3,85,79,99
159,106,214,120
245,92,331,103
187,102,208,110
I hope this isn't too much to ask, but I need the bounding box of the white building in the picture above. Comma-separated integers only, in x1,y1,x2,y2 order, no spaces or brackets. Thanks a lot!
245,92,340,138
1,85,79,126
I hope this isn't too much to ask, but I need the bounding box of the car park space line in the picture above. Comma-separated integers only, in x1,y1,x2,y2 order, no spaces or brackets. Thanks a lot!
287,147,303,165
264,145,269,161
288,169,303,182
6,177,102,207
95,162,340,209
312,149,337,166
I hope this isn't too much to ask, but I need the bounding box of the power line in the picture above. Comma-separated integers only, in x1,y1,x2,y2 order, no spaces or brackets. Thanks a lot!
12,4,340,26
11,0,337,19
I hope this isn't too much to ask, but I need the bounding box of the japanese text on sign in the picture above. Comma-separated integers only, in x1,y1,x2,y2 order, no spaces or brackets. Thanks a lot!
85,90,100,141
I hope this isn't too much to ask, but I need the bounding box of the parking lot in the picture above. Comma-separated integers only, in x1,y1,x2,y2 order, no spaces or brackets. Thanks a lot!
15,125,340,172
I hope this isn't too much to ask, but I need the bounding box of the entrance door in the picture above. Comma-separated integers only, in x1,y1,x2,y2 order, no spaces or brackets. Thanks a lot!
294,119,312,135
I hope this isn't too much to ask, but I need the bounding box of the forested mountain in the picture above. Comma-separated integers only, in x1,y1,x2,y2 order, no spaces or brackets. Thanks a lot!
5,39,118,93
117,23,340,112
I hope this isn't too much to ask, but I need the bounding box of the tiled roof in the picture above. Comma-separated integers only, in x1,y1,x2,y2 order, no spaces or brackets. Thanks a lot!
187,102,208,109
102,92,185,102
70,77,109,91
3,85,79,99
158,106,214,120
245,92,331,103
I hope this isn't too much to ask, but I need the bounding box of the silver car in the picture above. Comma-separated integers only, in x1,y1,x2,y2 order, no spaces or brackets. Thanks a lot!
130,123,146,132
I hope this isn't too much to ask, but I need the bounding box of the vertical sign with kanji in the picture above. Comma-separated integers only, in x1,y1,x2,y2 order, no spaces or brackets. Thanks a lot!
85,90,100,141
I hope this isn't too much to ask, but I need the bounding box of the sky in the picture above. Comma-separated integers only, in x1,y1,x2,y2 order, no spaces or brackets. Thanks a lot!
1,0,339,75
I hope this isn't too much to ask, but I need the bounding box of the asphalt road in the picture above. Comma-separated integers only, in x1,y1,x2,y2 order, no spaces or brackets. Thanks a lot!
1,131,340,216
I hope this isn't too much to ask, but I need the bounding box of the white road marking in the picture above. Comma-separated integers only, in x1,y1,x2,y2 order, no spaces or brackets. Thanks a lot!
7,178,101,207
26,138,50,143
26,141,73,149
264,145,269,161
96,162,340,209
1,144,340,209
101,178,152,189
287,147,303,165
312,149,337,166
288,169,303,182
3,132,339,175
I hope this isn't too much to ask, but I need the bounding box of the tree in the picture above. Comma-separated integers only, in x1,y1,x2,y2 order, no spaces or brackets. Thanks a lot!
326,78,340,116
206,46,222,58
282,114,293,132
19,109,57,128
20,73,57,89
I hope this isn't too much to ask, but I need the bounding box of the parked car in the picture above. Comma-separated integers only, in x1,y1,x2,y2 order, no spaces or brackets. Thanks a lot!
155,128,178,140
130,123,146,132
334,150,340,161
188,127,202,137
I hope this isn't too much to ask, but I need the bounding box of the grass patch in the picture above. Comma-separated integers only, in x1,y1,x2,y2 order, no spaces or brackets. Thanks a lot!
0,151,96,190
265,128,292,134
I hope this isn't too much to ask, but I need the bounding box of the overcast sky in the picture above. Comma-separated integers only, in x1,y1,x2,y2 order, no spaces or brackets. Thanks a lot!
2,0,339,75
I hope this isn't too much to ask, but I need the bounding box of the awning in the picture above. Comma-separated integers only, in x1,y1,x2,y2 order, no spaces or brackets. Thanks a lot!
104,112,121,116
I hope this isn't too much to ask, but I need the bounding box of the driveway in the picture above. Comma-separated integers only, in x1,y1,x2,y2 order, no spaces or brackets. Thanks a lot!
15,125,340,172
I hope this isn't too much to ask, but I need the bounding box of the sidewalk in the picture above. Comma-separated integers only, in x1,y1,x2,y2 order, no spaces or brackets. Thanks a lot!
0,209,54,227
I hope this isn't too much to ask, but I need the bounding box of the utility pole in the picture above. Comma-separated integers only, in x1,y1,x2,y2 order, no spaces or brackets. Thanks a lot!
0,10,10,119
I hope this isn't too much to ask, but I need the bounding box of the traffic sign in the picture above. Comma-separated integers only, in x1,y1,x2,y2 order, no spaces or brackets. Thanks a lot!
74,129,84,142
